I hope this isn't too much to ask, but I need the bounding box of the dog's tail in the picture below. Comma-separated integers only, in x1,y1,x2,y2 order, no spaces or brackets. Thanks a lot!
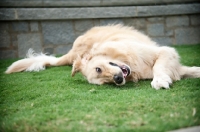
5,49,73,74
180,66,200,78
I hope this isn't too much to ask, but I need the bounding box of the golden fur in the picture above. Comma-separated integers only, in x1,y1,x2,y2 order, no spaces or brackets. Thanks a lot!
5,25,200,90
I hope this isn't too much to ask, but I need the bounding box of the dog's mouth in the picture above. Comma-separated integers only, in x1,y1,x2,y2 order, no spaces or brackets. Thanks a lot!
120,65,131,78
109,62,131,78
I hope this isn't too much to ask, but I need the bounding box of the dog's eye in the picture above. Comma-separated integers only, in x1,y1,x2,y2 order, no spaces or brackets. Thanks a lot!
96,67,102,73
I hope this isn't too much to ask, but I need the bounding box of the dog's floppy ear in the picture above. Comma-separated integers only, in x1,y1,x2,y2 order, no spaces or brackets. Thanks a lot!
71,55,82,77
71,54,91,77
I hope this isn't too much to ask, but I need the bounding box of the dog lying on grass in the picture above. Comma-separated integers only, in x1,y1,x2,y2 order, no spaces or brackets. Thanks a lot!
5,25,200,90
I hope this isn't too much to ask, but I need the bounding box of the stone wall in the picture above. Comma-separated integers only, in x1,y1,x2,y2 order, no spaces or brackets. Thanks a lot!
0,2,200,59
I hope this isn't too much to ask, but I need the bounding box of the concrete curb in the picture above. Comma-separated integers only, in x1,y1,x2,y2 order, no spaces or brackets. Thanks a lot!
170,126,200,132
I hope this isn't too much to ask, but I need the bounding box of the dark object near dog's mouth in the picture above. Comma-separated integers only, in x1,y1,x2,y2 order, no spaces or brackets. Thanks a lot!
109,62,131,78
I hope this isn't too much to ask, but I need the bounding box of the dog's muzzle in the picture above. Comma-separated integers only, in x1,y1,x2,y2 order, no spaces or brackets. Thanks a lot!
109,62,131,85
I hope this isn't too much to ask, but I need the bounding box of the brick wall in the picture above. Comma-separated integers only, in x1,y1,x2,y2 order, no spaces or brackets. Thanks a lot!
0,2,200,59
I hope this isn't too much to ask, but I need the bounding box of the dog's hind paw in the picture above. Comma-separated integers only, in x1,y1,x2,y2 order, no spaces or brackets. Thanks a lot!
151,75,172,90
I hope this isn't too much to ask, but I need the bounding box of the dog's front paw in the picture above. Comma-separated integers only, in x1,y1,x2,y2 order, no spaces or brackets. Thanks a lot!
151,75,172,90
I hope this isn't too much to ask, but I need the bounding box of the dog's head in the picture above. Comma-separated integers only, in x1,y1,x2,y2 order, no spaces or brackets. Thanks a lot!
71,55,131,85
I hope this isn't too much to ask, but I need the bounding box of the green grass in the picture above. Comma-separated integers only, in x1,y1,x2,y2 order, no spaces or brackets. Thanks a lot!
0,45,200,132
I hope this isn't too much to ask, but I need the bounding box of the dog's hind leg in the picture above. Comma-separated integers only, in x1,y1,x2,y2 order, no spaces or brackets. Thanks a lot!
53,50,76,66
151,47,181,90
180,66,200,78
5,49,77,74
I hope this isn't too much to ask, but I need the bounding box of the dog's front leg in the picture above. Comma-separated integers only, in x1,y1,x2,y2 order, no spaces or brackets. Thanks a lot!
151,65,172,90
151,47,181,90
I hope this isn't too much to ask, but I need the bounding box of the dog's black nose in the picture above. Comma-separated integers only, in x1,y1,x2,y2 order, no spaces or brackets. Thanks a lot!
113,74,123,84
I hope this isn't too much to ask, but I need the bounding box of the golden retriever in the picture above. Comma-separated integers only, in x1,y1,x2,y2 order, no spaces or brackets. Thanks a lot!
5,25,200,90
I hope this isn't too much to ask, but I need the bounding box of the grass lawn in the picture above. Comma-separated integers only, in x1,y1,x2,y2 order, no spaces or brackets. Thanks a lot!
0,45,200,132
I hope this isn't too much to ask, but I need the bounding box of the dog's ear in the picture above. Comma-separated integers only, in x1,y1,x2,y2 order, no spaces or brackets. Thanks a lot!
71,54,92,77
71,55,82,77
